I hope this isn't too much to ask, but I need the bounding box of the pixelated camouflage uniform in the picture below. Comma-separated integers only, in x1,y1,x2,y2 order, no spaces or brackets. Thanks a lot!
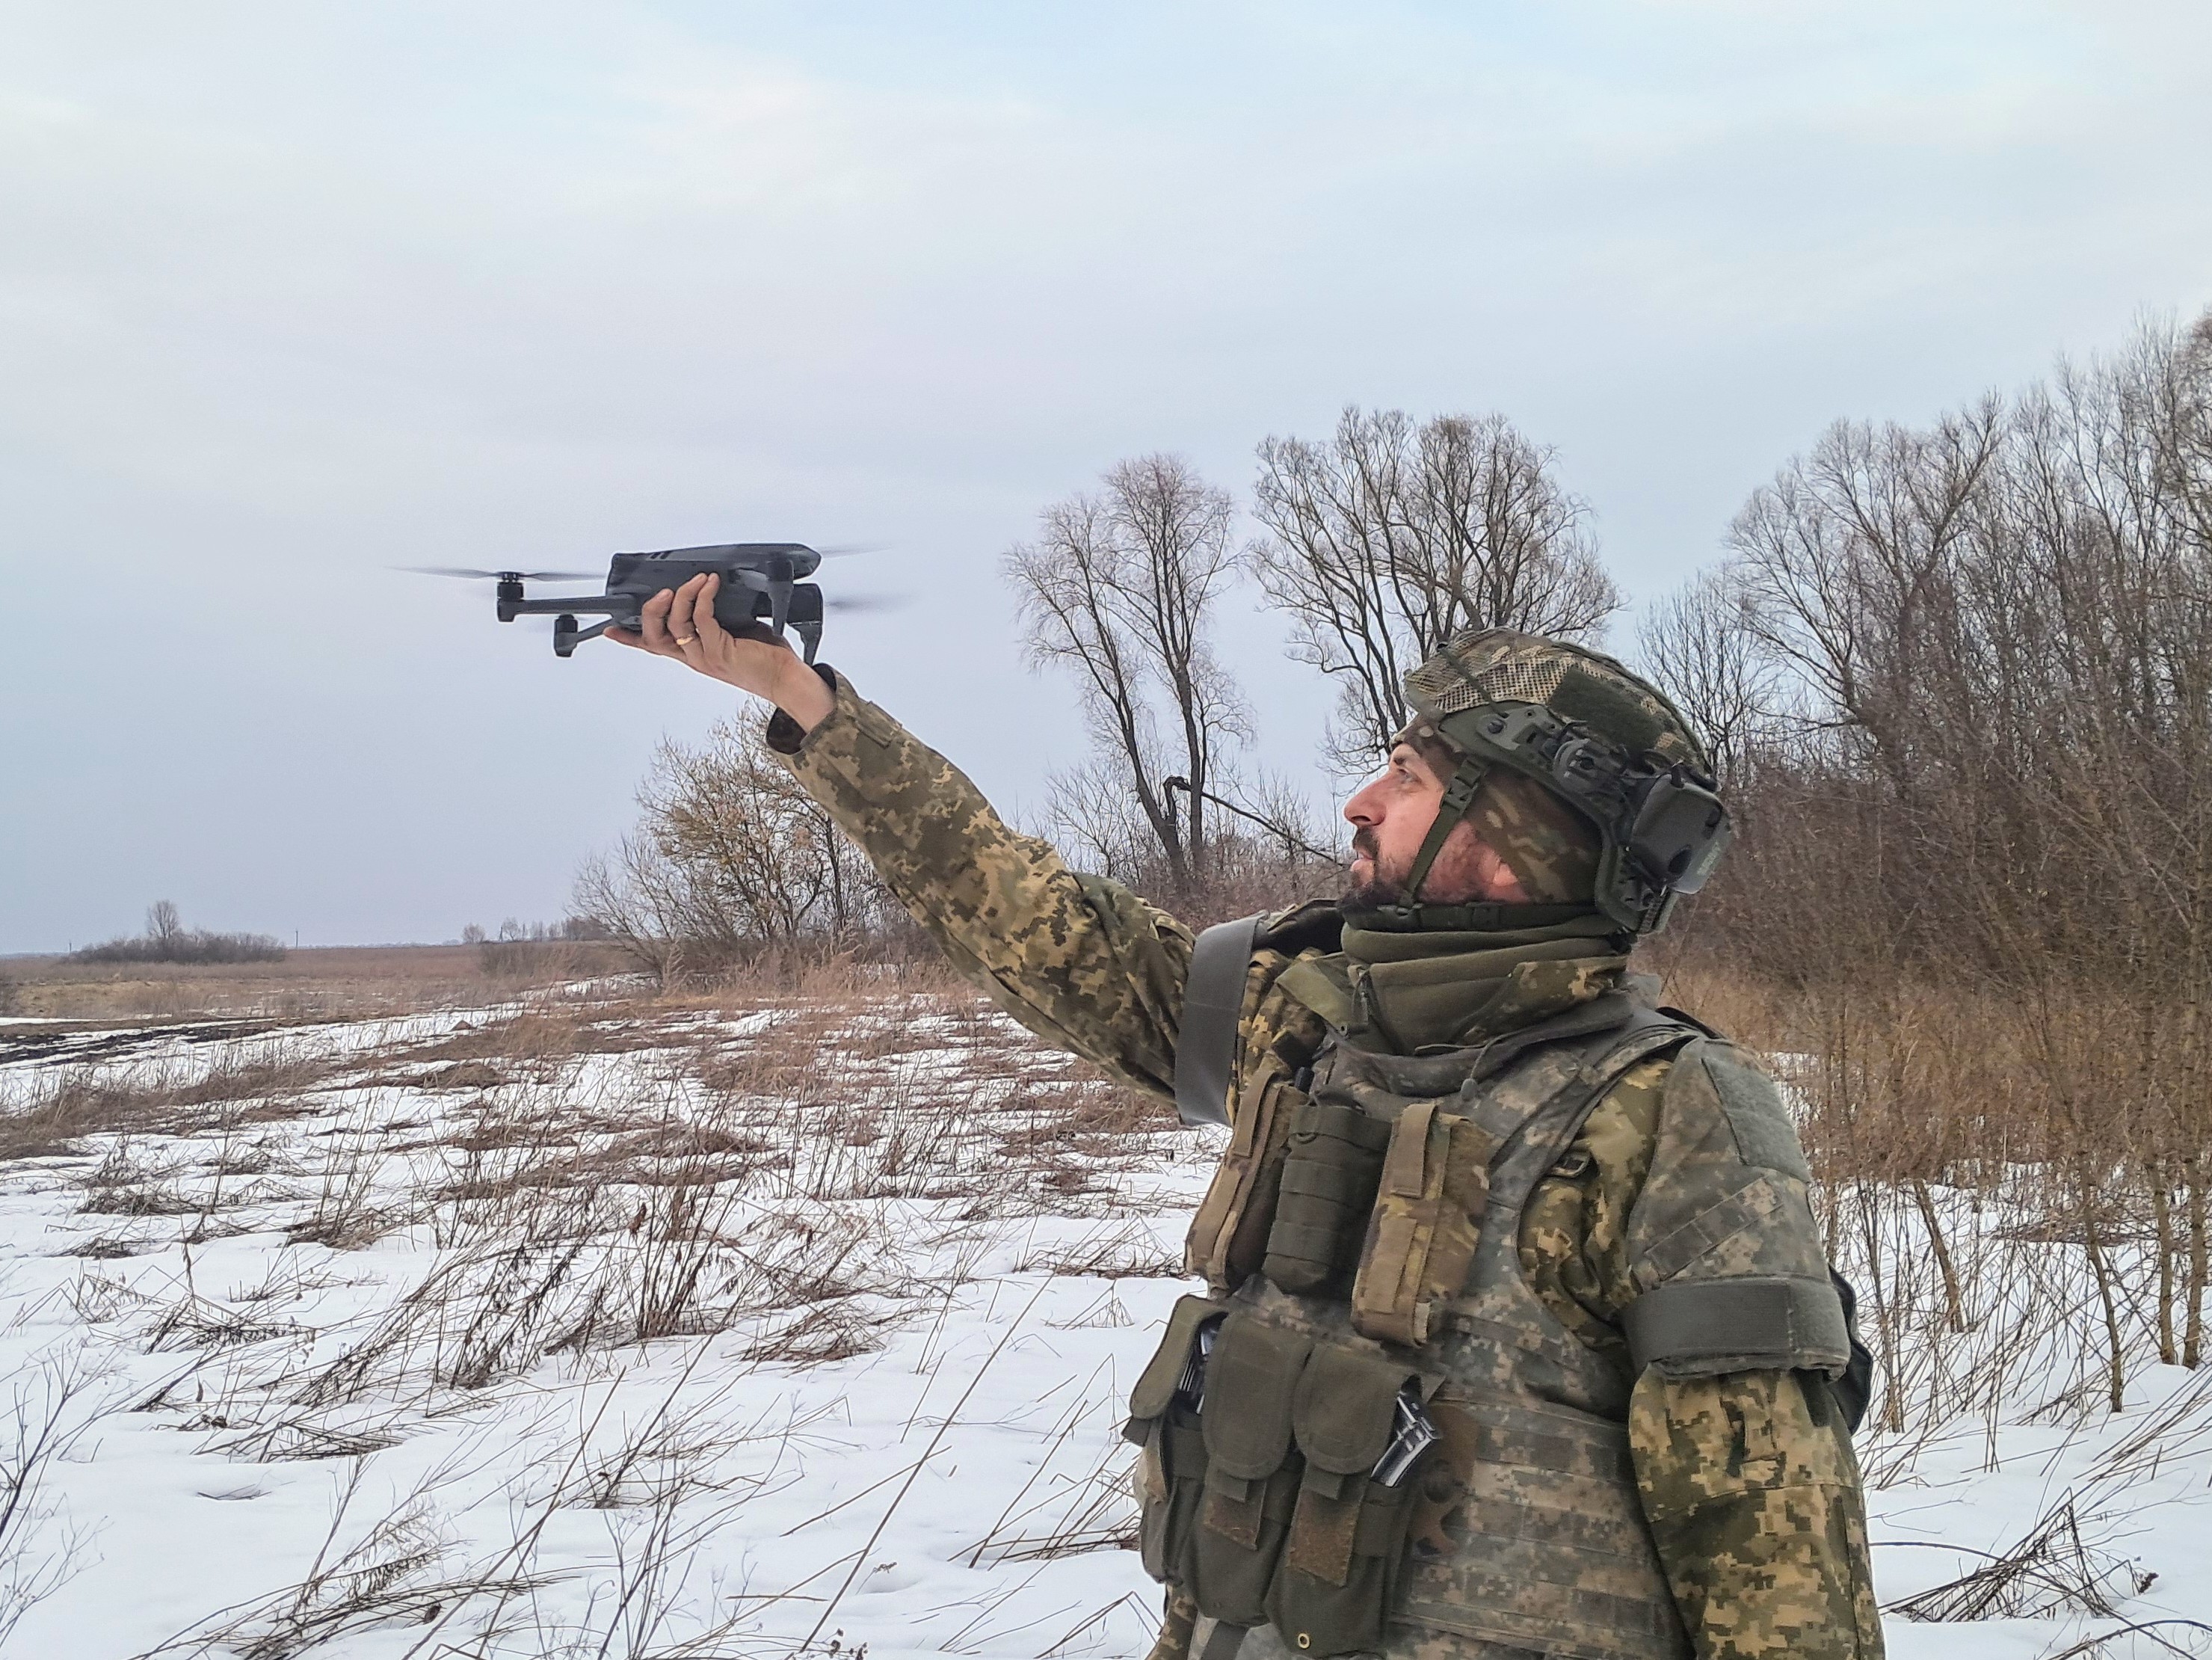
766,670,1883,1660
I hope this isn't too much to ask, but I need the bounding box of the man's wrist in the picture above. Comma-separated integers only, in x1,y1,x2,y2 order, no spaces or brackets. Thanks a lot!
765,660,837,737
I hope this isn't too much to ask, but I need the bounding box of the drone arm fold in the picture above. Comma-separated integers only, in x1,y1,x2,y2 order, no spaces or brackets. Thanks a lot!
504,594,622,618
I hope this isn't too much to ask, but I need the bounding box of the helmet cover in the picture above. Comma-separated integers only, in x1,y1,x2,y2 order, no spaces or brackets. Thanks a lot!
1396,628,1725,933
1404,630,1709,773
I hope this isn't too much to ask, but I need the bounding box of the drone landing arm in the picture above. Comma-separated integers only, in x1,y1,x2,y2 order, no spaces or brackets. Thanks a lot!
552,615,612,658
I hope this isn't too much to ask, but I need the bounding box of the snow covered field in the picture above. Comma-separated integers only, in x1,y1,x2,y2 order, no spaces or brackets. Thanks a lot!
0,991,2207,1659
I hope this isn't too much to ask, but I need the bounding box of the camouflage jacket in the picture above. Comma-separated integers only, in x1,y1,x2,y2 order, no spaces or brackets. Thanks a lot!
769,671,1883,1660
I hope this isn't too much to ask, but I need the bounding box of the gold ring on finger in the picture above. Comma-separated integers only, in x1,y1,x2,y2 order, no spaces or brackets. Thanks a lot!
674,635,697,646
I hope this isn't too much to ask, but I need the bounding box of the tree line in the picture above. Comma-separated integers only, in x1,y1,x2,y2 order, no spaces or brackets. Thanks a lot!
1003,408,1618,903
1648,313,2212,1413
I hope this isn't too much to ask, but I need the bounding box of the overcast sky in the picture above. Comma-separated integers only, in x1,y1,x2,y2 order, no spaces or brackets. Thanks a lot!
4,1,2209,953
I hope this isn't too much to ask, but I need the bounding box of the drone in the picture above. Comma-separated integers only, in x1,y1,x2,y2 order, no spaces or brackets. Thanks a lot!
410,543,846,660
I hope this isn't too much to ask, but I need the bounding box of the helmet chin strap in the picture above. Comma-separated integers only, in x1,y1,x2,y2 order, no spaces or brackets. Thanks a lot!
1394,756,1490,917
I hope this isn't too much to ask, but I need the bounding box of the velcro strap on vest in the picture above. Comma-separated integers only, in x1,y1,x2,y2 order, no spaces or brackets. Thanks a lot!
1175,915,1263,1128
1621,1273,1852,1377
1382,1098,1440,1199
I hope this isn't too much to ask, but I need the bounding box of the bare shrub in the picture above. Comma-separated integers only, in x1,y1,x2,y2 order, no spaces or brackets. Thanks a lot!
737,1296,895,1367
574,724,893,980
81,1180,197,1218
0,1341,111,1646
0,1050,329,1162
1,1075,191,1162
1891,1366,2212,1621
70,901,285,966
283,1098,413,1252
169,1053,335,1109
474,918,600,981
1891,1501,2144,1623
132,1460,528,1660
1016,1221,1183,1279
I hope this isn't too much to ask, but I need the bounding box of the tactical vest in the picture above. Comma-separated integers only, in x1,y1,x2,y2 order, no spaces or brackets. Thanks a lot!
1130,919,1864,1660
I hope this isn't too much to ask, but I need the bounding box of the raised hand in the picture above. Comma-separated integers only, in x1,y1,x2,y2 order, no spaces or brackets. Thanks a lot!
608,572,835,731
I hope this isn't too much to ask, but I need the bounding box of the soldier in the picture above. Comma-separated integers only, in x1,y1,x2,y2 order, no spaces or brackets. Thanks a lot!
612,576,1884,1660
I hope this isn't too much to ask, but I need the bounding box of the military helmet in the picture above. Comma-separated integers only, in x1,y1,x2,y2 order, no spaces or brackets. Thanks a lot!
1390,628,1731,935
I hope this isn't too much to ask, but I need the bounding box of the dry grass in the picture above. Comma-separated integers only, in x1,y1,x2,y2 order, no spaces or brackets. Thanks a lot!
0,941,632,1024
1644,943,2212,1463
0,1053,336,1162
4,970,1184,1434
1,962,1192,1658
22,944,2208,1650
18,934,2189,1476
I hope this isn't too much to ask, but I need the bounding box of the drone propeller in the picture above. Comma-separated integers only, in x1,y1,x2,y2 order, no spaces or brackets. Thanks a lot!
398,565,601,582
823,593,906,615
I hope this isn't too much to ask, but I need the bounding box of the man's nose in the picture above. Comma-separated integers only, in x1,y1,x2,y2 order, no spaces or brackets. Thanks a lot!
1343,778,1384,826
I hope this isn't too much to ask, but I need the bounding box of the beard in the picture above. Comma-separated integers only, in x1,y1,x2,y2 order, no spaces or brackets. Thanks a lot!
1342,879,1409,911
1343,827,1408,911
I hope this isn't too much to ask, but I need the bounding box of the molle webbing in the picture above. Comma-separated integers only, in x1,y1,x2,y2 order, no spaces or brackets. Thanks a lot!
1316,1011,1695,1339
1394,1009,1701,1660
1347,1015,1692,1350
1157,1000,1710,1660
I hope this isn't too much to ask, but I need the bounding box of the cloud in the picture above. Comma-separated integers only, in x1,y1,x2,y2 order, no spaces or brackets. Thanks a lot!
1,0,2208,947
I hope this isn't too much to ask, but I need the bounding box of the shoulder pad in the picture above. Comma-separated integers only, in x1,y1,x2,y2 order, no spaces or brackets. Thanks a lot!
1254,899,1342,956
1669,1037,1811,1181
1174,915,1263,1128
1273,956,1358,1030
1654,1003,1722,1039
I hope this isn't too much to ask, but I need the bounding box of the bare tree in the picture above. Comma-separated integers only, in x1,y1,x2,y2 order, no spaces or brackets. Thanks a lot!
1248,406,1618,775
1038,759,1154,887
1634,568,1779,792
1725,402,2005,767
1005,454,1248,891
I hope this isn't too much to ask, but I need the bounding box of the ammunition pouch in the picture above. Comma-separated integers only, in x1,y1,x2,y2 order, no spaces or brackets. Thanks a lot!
1195,1316,1313,1623
1263,1097,1392,1297
1270,1345,1433,1657
1349,1101,1494,1347
1125,1295,1229,1585
1127,1309,1438,1656
1186,1060,1304,1289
